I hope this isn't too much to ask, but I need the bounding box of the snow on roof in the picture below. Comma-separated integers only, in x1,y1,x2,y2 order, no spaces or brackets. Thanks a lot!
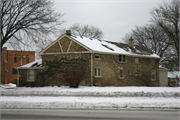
71,36,160,58
17,59,43,68
159,66,169,70
168,71,180,78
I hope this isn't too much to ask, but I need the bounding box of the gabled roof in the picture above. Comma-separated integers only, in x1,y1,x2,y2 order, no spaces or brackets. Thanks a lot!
40,34,160,58
16,59,43,69
70,35,159,58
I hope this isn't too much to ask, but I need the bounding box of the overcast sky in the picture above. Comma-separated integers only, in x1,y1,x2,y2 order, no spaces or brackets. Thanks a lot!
54,0,165,42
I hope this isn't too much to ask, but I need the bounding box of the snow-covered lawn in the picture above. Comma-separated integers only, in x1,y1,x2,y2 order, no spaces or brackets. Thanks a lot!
1,86,180,110
1,86,180,97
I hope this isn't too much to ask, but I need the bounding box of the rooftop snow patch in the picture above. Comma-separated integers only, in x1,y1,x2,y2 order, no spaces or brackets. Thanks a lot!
70,36,160,58
17,59,43,68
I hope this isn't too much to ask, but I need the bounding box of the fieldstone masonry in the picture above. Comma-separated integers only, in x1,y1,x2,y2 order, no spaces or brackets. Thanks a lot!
18,35,160,87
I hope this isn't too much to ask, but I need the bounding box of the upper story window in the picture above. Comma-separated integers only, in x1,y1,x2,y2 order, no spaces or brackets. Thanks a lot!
14,57,17,63
26,57,29,64
12,68,18,75
151,58,154,65
94,54,100,60
119,55,126,63
94,68,101,77
135,58,139,69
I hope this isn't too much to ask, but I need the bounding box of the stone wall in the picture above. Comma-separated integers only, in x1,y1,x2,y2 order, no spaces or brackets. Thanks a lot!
42,53,91,86
18,69,44,87
93,54,159,86
44,36,88,53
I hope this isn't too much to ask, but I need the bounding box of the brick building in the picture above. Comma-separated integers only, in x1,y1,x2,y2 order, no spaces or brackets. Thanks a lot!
1,47,35,84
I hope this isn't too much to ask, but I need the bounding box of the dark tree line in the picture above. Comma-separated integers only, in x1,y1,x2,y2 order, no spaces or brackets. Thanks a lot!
122,0,179,71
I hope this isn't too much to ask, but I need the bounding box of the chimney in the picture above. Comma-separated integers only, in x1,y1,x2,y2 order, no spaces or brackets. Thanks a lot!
66,30,71,35
129,36,134,48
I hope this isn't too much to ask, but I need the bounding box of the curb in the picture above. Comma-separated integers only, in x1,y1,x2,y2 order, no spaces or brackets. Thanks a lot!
1,101,179,110
1,91,180,97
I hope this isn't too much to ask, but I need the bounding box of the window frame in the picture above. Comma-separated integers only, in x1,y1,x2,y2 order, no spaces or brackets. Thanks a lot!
94,54,100,60
119,55,126,63
14,57,17,63
135,58,139,69
94,67,101,77
119,68,123,79
26,57,29,64
151,70,156,81
27,69,35,82
14,79,17,84
12,68,18,75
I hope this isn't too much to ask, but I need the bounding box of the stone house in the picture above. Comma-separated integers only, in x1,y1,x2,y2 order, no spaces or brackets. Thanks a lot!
17,30,160,87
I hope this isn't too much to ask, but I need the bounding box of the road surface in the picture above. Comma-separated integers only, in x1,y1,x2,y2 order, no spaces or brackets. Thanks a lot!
1,109,179,120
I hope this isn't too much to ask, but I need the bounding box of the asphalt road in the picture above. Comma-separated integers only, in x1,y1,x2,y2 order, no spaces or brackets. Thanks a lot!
1,109,180,120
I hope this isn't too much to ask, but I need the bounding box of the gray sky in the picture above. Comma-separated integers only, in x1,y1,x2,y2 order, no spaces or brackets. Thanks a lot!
54,0,164,42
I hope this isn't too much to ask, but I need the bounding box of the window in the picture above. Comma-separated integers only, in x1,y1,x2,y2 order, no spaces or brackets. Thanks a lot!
119,55,126,62
123,55,125,62
26,57,29,63
95,54,100,59
98,68,101,76
12,68,18,75
14,79,17,84
120,69,123,79
135,58,139,69
94,68,101,77
151,58,154,65
27,69,35,81
94,68,97,76
14,57,17,63
151,70,156,81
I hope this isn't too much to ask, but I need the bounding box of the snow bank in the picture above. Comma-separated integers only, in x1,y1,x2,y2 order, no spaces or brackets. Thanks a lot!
1,96,179,110
0,83,16,89
1,86,180,97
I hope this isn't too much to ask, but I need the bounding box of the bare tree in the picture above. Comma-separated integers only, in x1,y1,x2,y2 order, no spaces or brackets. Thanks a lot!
60,23,104,39
122,0,179,71
1,0,65,52
122,24,171,58
150,0,179,59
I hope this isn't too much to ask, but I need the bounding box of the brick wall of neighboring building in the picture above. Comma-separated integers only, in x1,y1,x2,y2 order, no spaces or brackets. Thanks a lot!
1,47,35,84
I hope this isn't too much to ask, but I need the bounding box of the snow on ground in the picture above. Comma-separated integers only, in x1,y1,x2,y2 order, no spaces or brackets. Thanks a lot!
0,83,16,89
1,86,180,97
1,86,180,110
1,96,179,110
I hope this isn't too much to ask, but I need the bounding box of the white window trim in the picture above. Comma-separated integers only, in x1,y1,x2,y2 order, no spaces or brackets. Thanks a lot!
27,69,35,82
119,68,124,79
94,54,101,60
151,70,156,81
119,55,126,63
94,67,102,77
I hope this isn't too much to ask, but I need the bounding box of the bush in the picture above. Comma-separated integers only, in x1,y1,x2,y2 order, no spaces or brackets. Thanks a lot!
62,71,85,88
